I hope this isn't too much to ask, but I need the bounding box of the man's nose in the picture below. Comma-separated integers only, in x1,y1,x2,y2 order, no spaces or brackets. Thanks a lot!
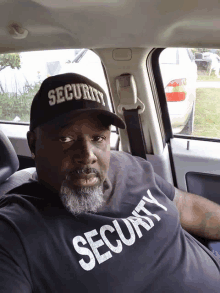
73,139,97,165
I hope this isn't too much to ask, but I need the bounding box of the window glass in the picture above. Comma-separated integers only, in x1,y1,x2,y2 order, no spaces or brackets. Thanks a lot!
159,47,220,139
0,49,113,123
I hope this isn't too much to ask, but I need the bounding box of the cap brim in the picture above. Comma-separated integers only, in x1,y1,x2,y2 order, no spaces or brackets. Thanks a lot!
41,109,126,130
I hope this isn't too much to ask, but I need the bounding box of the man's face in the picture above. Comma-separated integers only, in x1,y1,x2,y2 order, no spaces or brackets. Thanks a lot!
28,112,111,215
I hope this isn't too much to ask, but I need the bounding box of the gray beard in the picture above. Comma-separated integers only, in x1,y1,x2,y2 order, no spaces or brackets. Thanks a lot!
59,180,105,216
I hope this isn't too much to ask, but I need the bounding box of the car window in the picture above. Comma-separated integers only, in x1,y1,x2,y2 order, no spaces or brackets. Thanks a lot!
0,49,113,124
159,47,220,139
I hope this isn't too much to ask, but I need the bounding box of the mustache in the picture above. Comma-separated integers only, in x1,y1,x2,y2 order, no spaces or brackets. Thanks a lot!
67,167,100,177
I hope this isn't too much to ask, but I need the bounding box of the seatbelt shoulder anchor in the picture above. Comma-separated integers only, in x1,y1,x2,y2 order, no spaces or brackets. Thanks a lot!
116,74,145,114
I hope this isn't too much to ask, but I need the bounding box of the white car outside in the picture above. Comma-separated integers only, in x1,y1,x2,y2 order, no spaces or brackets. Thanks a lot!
159,48,198,134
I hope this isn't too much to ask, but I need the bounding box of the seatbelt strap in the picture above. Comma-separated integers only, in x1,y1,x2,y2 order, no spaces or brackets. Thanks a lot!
123,108,147,159
116,74,147,159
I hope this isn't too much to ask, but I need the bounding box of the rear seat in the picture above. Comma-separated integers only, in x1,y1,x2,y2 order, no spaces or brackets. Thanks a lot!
0,129,36,196
0,167,36,196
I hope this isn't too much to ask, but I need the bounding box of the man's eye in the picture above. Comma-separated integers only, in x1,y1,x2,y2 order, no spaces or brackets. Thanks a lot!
59,137,75,143
92,136,106,142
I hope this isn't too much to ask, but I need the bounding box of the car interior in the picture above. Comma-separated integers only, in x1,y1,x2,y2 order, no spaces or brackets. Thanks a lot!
1,0,220,256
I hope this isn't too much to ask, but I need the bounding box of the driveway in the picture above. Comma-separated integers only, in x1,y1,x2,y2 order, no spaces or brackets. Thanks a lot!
196,81,220,88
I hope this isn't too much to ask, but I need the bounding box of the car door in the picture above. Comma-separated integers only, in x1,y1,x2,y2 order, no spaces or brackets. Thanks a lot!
154,47,220,198
159,48,197,135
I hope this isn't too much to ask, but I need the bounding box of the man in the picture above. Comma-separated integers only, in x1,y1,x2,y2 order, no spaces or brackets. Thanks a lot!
0,73,220,292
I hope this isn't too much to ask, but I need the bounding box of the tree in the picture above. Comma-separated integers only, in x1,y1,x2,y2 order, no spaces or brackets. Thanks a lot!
0,53,21,72
192,48,220,57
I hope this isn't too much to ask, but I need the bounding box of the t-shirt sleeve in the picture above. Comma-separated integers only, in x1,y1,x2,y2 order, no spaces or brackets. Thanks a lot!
154,173,175,201
0,219,33,293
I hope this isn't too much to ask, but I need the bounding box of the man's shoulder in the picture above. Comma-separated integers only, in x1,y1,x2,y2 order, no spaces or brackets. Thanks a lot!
110,151,153,171
108,151,155,186
0,182,43,212
0,182,61,213
0,182,63,238
6,181,39,195
110,151,149,164
0,182,34,208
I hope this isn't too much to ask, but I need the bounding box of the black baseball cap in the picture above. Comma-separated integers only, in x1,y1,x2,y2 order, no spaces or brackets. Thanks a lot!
30,73,126,131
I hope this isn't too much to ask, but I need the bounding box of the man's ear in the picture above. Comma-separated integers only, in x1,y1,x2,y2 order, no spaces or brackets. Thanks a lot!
27,131,36,155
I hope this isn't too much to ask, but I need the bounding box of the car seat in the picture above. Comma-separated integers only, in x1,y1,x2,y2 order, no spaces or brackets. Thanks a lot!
0,129,36,196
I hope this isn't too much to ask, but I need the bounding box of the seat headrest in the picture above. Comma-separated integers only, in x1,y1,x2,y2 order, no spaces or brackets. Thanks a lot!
0,130,19,184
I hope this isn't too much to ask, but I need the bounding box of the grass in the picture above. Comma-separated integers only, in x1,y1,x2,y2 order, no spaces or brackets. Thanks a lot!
193,88,220,138
197,70,220,82
197,75,220,82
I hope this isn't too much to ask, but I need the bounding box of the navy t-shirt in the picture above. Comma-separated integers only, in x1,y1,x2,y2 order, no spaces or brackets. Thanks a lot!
0,151,220,292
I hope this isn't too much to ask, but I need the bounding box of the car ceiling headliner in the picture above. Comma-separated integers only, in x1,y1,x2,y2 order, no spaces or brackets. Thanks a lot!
1,0,220,53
